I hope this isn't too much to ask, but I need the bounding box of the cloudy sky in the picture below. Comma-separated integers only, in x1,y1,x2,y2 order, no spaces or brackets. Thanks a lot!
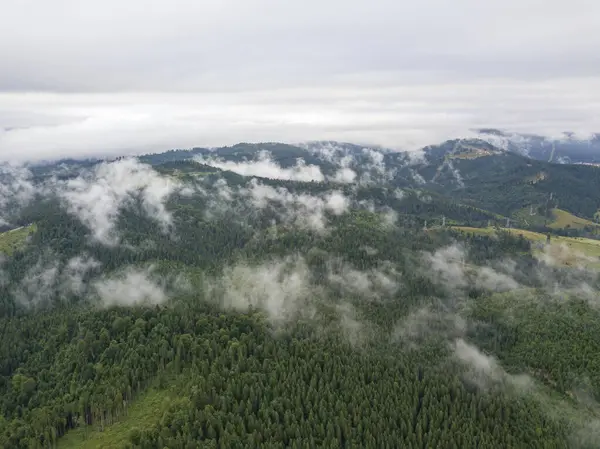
1,0,599,162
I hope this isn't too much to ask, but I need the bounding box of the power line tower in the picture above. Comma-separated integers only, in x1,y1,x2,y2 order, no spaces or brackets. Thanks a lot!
442,215,446,227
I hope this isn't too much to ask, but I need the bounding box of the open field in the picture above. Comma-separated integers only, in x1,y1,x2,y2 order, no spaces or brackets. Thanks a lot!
0,224,36,255
548,208,599,230
452,226,600,267
57,388,173,449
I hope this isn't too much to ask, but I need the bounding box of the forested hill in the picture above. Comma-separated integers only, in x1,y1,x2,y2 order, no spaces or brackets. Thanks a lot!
475,129,600,164
136,138,600,226
1,140,600,448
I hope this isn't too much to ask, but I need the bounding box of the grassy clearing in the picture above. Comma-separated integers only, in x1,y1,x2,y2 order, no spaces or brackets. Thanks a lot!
512,207,549,228
452,226,600,266
0,224,36,255
548,208,599,230
57,388,173,449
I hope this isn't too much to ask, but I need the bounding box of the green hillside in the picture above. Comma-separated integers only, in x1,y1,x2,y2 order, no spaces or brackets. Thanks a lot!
0,224,36,255
1,144,600,449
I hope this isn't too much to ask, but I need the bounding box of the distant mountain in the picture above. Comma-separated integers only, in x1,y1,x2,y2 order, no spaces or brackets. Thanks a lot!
19,137,600,231
475,128,600,164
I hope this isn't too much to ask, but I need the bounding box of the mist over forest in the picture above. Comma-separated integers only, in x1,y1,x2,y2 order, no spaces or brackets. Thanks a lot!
0,137,600,448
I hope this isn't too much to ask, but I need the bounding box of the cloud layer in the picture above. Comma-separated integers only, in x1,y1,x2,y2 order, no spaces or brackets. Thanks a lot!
1,77,600,162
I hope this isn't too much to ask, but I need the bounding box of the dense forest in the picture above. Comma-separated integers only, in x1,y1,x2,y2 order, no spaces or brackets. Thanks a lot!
1,140,600,448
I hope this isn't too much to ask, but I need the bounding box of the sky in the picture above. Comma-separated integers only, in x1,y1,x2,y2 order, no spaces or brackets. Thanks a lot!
1,0,599,162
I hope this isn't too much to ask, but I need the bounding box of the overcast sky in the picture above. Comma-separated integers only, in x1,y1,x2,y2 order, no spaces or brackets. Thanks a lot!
1,0,599,162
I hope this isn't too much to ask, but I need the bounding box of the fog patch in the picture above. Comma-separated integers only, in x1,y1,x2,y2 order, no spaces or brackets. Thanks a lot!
453,338,533,391
331,167,357,184
207,255,318,324
335,302,372,348
196,151,325,182
12,253,102,306
392,306,467,348
535,242,598,269
241,179,349,232
423,244,469,290
94,266,168,307
423,244,520,293
0,163,36,225
474,266,519,292
12,257,60,306
61,255,102,295
55,158,184,245
327,259,400,301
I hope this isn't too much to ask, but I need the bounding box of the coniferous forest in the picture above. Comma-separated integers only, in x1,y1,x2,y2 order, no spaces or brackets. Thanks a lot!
1,141,600,448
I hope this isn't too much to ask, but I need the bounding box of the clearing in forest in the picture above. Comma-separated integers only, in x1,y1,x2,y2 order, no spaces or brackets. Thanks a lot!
0,224,36,255
57,388,173,449
452,226,600,267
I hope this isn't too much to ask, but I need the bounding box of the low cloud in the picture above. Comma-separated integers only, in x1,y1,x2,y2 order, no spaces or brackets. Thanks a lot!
535,242,598,269
0,163,35,226
2,77,600,163
423,244,520,293
392,306,467,348
423,244,469,290
453,338,533,391
241,179,350,231
204,254,399,343
61,254,102,295
327,258,400,300
331,167,357,184
93,266,168,307
206,255,318,324
54,158,185,245
196,150,325,182
474,266,519,292
12,253,102,306
12,257,60,306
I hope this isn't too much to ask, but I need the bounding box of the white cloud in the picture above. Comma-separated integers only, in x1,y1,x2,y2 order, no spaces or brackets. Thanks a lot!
331,167,357,184
55,158,184,245
12,254,102,306
241,179,350,231
196,150,325,182
1,76,599,162
207,255,318,324
392,306,467,348
327,259,400,300
0,163,35,225
0,0,598,161
94,266,167,307
62,255,102,295
535,242,598,269
12,257,60,306
423,244,521,293
453,338,532,391
474,266,519,292
424,244,469,290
